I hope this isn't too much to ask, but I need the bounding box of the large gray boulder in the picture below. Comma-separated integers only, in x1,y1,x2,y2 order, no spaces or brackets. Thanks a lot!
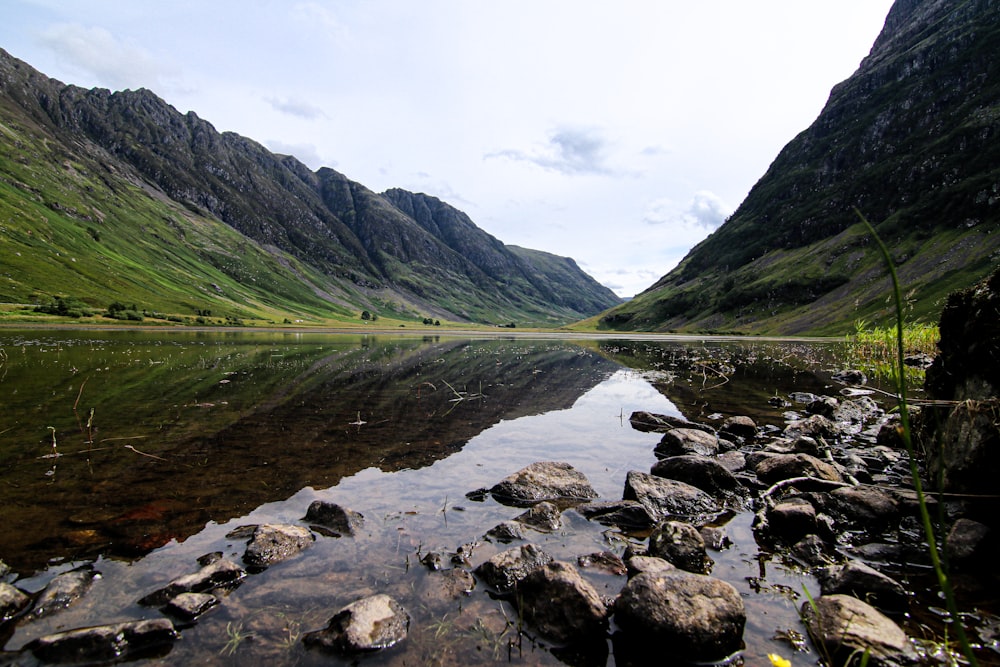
490,462,598,506
613,570,745,660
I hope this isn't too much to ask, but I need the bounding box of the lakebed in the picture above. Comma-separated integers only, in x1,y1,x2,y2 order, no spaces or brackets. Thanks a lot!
0,329,990,665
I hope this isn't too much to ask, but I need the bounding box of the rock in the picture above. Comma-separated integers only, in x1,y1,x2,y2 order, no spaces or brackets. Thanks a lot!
801,594,917,665
0,582,29,622
925,398,1000,493
790,534,836,567
490,462,598,506
946,517,993,566
699,526,732,550
139,557,246,606
655,428,719,457
485,521,525,543
515,500,562,531
832,369,867,385
613,570,745,660
304,594,409,653
719,415,757,440
518,561,608,643
828,485,900,526
807,396,839,418
243,524,314,569
28,565,101,620
474,544,553,594
766,498,817,542
817,561,909,612
754,453,843,486
782,414,840,440
630,411,713,434
303,501,364,536
622,471,721,523
716,450,747,472
163,592,219,620
420,568,475,603
650,454,740,495
573,499,656,530
624,556,676,578
27,618,178,664
577,551,627,576
647,521,711,574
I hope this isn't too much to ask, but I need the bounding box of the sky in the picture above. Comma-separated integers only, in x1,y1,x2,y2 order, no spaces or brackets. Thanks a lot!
1,0,896,297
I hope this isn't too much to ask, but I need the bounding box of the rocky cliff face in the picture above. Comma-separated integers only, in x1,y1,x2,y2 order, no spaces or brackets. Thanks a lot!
0,48,620,324
601,0,1000,334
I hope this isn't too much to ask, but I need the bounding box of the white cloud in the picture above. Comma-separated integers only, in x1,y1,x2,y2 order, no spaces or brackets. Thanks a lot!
486,126,616,176
265,140,329,170
264,96,328,120
643,191,731,231
37,23,170,90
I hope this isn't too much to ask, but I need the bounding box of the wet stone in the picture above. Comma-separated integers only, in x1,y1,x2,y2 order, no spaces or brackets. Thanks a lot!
304,594,409,653
28,565,100,620
518,561,608,644
624,555,676,578
647,521,712,574
0,582,29,622
485,520,525,543
27,618,179,664
139,557,246,606
655,428,719,457
515,500,562,532
801,594,917,666
754,453,843,486
817,560,909,613
650,454,740,496
577,551,627,576
474,543,553,594
623,471,721,524
163,592,220,621
719,415,757,440
303,501,364,537
243,524,314,569
573,499,656,530
490,461,598,506
766,498,817,542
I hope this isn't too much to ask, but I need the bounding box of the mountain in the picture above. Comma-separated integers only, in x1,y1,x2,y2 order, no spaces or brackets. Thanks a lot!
599,0,1000,335
0,48,620,326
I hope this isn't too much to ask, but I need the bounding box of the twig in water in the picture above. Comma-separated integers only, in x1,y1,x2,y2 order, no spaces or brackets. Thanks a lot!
124,444,167,461
72,377,89,412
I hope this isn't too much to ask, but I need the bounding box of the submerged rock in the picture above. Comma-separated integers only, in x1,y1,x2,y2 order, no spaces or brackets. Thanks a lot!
518,561,608,643
163,592,220,621
515,500,562,532
303,501,364,537
28,565,100,620
139,557,245,606
27,618,178,664
613,570,745,660
490,462,598,506
243,524,314,569
304,594,409,653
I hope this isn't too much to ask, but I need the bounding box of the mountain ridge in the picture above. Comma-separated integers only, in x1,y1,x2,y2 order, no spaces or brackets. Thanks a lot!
0,48,620,326
599,0,1000,334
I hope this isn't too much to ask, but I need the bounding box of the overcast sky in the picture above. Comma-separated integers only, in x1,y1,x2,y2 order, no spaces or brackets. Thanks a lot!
2,0,895,297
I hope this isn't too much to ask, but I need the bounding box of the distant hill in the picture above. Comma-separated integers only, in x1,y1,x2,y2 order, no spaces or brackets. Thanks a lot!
599,0,1000,335
0,48,620,326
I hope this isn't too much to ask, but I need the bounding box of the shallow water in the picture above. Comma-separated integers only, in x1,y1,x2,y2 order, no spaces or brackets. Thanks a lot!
0,330,907,665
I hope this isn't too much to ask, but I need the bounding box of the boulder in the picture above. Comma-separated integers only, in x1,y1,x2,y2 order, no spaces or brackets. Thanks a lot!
655,428,719,457
0,582,29,622
163,592,219,621
719,415,757,441
801,594,917,665
243,524,314,569
613,570,745,660
650,454,740,496
754,453,843,486
27,565,100,620
573,499,656,530
765,498,817,542
303,501,364,537
304,594,409,653
27,619,178,664
782,414,840,440
474,544,553,594
622,471,721,523
946,517,993,567
485,521,525,543
829,485,900,527
518,561,608,643
490,462,598,506
624,556,676,578
647,521,711,574
817,561,909,612
139,557,246,607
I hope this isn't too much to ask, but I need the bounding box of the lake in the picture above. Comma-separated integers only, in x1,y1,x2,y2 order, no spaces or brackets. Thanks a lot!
0,329,903,665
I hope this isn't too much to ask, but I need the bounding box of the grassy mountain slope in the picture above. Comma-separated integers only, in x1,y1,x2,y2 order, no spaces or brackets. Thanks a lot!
0,48,620,326
598,0,1000,335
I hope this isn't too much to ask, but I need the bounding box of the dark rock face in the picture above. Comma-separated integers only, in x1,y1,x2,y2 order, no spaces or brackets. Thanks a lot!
304,594,409,653
613,571,746,661
303,501,364,537
27,618,178,664
801,594,917,666
517,561,608,644
242,524,314,569
490,462,598,506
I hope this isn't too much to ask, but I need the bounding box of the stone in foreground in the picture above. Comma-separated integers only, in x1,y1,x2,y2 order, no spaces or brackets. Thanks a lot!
474,543,553,594
27,618,178,663
801,594,917,666
518,561,608,644
613,570,745,661
304,594,409,653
